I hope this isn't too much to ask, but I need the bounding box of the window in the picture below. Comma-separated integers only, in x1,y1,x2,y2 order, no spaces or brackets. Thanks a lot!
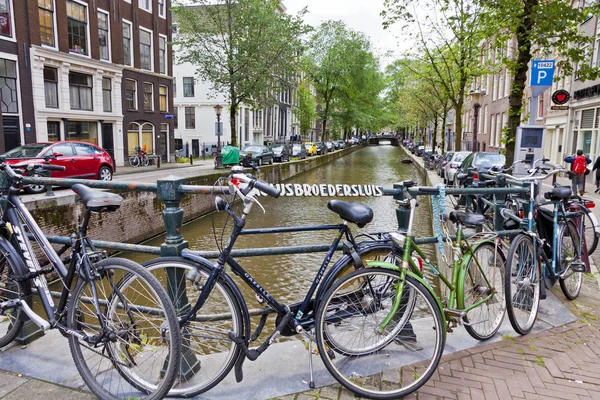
38,0,54,46
159,85,168,112
144,82,153,111
183,77,194,97
66,121,97,144
185,107,195,129
67,0,88,55
537,96,544,119
595,39,600,68
102,77,111,112
44,67,58,108
123,21,132,66
139,0,151,12
46,143,74,156
173,81,177,98
139,28,152,70
0,58,18,113
159,35,166,74
0,0,13,38
158,0,165,18
47,121,60,141
69,72,92,110
125,79,137,110
98,10,109,60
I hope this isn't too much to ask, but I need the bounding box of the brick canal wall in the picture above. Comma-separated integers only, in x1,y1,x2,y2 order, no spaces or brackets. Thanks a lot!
25,144,367,247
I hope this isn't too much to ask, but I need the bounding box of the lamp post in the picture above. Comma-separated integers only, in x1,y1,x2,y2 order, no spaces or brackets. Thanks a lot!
469,88,485,152
214,104,223,169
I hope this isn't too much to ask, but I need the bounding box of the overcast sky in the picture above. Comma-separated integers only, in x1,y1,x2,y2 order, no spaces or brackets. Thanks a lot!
284,0,409,67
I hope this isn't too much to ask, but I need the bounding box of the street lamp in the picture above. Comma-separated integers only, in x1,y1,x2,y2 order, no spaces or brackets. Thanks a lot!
214,104,223,169
469,88,485,152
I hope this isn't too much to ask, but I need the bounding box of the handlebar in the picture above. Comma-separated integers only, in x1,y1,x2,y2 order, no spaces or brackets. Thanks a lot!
254,180,281,198
494,168,564,182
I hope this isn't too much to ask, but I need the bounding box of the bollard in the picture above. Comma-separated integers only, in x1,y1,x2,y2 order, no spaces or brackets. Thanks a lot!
190,155,193,165
157,156,161,168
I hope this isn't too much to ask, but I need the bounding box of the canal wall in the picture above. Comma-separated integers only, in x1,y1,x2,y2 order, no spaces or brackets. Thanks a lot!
26,144,367,247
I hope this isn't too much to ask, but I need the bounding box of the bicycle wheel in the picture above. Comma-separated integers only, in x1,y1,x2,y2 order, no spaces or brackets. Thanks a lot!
144,257,244,397
129,155,140,167
581,207,598,255
461,242,506,341
142,155,150,167
505,234,541,335
315,268,445,399
558,220,583,300
67,258,181,400
0,239,30,348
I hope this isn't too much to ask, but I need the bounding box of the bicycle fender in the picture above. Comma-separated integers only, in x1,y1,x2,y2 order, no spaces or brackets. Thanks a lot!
0,234,28,276
366,260,447,336
588,211,600,235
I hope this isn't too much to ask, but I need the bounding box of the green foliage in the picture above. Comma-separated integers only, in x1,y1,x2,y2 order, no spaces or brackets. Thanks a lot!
294,82,317,138
172,0,308,147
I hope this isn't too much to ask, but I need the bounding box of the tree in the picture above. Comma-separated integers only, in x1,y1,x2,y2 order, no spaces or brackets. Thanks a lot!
383,0,490,150
294,82,317,139
480,0,600,164
172,0,308,147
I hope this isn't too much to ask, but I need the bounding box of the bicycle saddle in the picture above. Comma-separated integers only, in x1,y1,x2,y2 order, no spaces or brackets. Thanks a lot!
327,200,373,228
448,211,485,227
544,186,572,200
72,184,123,213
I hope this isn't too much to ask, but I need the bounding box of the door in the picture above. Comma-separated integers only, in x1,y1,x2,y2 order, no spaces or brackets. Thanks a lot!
192,139,200,158
3,116,20,153
101,123,114,163
160,124,168,161
43,143,76,177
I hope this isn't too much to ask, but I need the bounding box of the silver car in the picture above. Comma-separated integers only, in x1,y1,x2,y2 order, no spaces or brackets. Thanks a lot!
444,151,471,185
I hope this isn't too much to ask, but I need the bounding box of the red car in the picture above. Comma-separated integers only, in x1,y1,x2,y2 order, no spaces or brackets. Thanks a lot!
2,141,114,194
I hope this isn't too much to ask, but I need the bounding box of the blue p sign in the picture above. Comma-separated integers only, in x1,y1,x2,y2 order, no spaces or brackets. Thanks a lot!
531,60,555,86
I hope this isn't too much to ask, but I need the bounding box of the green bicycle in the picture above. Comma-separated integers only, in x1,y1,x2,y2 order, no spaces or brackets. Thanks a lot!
314,181,506,399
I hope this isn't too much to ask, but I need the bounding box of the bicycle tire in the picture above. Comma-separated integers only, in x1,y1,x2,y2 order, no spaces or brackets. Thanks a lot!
315,268,445,399
67,258,181,400
505,234,541,335
558,220,583,300
142,155,150,167
581,207,598,255
0,237,30,348
461,242,506,341
144,257,244,398
129,155,140,167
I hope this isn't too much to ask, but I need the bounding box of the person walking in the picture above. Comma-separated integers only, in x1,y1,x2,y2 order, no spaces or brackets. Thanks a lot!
593,156,600,193
564,149,592,196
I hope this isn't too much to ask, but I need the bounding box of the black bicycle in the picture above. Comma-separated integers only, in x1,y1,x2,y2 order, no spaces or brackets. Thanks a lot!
142,166,423,398
0,161,181,399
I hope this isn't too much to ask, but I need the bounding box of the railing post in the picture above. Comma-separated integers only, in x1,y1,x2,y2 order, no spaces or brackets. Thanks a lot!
494,175,507,231
393,182,410,231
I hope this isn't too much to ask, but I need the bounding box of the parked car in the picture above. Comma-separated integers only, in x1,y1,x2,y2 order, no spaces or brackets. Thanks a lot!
292,144,307,159
315,142,326,155
325,141,334,152
332,141,340,150
416,145,425,157
444,151,471,185
457,152,506,185
437,152,454,177
336,140,346,150
272,144,291,162
2,141,115,194
304,142,317,156
241,145,274,166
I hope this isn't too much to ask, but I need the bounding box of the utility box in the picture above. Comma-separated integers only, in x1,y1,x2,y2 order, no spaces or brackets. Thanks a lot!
515,126,545,175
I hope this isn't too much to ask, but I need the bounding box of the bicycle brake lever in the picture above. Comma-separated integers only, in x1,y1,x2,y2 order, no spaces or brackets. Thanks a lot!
248,189,266,213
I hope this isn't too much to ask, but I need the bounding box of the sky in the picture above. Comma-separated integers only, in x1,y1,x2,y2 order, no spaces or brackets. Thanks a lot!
284,0,409,67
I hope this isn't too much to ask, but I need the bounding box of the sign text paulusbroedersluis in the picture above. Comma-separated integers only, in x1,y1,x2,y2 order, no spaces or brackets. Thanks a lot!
266,183,384,197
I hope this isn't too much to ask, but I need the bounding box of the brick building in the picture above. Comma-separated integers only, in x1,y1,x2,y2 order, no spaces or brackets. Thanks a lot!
0,0,174,167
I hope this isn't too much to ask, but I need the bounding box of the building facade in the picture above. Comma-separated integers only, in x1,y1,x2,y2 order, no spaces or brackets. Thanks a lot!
0,0,174,167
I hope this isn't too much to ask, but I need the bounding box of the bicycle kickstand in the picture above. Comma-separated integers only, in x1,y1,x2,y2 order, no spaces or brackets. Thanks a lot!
307,337,315,388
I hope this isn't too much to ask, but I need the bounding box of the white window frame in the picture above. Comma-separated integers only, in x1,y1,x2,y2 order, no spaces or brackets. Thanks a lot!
158,0,166,18
122,19,134,68
138,0,152,13
159,84,168,112
97,8,111,62
125,78,137,110
158,34,168,75
67,0,91,58
139,26,154,72
38,0,57,48
143,81,154,112
0,0,16,43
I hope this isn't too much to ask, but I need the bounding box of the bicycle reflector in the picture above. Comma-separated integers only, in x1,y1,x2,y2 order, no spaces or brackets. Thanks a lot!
412,256,423,272
585,200,595,209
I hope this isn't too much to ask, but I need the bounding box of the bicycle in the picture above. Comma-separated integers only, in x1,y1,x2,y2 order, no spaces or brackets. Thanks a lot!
314,180,506,398
497,167,585,335
141,166,427,398
128,146,149,167
0,160,181,399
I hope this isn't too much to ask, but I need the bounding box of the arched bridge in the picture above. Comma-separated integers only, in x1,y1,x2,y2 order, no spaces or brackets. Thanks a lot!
368,135,400,146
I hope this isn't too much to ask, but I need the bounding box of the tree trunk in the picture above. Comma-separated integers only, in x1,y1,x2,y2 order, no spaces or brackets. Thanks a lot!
505,0,537,165
230,104,238,148
432,115,438,152
454,96,464,151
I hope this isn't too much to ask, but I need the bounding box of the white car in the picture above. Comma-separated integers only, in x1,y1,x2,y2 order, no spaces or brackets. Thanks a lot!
444,151,471,185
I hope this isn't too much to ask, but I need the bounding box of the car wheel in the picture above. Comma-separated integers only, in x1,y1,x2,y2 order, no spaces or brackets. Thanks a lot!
98,166,113,181
23,173,46,194
268,157,273,165
258,158,262,166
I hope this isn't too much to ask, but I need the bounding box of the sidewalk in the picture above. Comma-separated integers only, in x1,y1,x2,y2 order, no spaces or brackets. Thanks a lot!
113,157,215,176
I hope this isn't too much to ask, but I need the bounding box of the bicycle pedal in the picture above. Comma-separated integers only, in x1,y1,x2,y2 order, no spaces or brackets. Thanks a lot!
570,263,586,273
444,309,465,318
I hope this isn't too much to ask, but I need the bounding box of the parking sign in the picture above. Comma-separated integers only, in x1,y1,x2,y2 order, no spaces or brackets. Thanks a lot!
530,60,555,86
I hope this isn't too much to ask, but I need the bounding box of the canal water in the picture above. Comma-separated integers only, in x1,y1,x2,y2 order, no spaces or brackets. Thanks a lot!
126,145,435,305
